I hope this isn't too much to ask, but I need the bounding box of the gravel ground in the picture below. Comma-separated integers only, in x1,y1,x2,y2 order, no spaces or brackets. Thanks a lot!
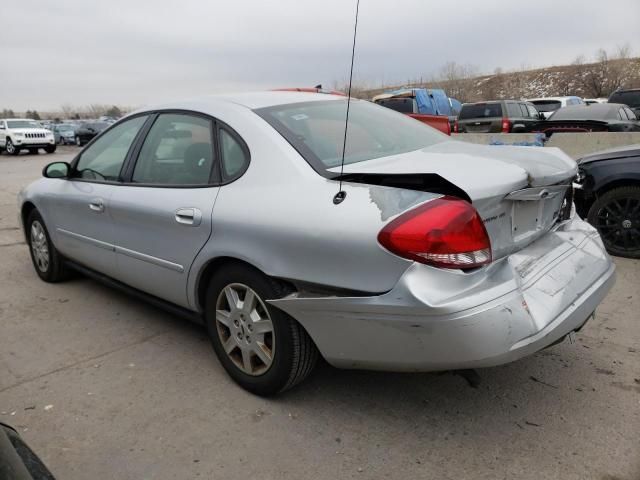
0,147,638,480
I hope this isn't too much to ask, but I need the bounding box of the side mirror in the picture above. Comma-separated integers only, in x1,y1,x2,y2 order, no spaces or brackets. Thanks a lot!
43,162,70,179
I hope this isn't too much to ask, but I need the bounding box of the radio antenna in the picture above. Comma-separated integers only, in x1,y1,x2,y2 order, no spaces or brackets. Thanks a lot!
333,0,360,205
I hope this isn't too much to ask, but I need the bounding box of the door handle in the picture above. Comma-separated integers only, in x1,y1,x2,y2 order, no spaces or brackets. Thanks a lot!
175,208,202,226
89,198,105,213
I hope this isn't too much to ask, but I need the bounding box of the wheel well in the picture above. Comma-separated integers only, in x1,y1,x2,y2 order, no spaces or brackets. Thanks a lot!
195,256,296,312
21,202,37,238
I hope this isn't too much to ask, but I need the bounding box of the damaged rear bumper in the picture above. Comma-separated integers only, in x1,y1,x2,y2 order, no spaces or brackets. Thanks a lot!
270,216,616,371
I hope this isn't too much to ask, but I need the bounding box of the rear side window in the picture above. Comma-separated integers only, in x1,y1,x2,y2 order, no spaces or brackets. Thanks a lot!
132,114,215,185
608,91,640,108
531,100,561,113
506,103,521,117
624,108,637,120
527,105,539,118
220,128,249,181
458,103,503,119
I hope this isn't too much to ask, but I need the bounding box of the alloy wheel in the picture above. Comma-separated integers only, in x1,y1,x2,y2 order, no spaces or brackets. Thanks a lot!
30,221,50,272
594,197,640,253
215,283,275,376
5,139,15,154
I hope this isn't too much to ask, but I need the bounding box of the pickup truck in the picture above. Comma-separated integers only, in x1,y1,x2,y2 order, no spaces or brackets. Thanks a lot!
372,88,459,135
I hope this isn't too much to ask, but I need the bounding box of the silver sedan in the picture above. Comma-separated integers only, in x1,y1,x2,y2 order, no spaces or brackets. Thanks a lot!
18,92,615,395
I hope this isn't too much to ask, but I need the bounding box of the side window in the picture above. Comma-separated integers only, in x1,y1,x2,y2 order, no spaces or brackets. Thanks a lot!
220,128,249,181
625,108,637,120
75,116,147,181
506,103,521,117
527,105,538,118
132,114,214,185
618,109,628,120
518,104,529,117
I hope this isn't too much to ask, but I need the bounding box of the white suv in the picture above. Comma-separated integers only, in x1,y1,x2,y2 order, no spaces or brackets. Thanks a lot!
0,119,56,156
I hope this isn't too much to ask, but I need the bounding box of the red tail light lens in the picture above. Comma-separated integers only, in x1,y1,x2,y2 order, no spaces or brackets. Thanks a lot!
501,117,511,133
453,120,459,133
377,196,492,269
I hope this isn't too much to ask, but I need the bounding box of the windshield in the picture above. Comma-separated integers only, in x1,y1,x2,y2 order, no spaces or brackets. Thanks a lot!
458,103,503,119
530,100,561,112
7,120,40,129
255,99,447,174
608,91,640,108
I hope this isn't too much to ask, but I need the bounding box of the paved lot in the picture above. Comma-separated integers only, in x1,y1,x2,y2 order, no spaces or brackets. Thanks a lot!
0,147,639,480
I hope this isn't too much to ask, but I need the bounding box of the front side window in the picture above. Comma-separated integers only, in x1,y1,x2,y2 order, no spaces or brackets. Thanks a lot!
255,99,446,173
74,115,147,181
132,113,214,185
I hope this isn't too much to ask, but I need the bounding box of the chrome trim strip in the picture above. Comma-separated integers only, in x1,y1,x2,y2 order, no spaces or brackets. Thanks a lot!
115,245,185,273
56,228,115,251
56,228,184,273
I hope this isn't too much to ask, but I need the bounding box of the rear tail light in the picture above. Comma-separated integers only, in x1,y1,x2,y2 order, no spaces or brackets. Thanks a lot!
453,120,459,133
501,117,511,133
377,196,492,269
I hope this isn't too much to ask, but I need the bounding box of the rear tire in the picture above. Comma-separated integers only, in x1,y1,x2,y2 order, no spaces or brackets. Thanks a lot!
587,186,640,258
204,263,318,395
26,209,69,282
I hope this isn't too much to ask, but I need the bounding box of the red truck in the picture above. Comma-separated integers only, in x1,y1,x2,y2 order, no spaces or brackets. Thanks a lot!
372,89,454,135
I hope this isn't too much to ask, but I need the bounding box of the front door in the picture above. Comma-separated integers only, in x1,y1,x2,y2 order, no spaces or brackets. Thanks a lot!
108,113,220,308
48,115,149,277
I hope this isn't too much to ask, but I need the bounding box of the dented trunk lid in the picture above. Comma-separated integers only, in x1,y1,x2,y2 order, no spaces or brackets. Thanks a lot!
332,140,578,260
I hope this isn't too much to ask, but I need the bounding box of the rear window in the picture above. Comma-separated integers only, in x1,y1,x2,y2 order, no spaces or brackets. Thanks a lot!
255,99,446,174
374,98,415,114
548,105,613,121
530,100,562,112
458,103,502,119
608,91,640,108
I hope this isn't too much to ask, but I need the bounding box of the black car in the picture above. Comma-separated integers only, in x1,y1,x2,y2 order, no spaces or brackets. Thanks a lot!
574,144,640,258
0,423,56,479
74,121,109,146
455,100,542,133
608,88,640,118
533,103,640,136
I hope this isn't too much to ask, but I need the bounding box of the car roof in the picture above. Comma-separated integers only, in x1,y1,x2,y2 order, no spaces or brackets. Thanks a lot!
134,91,346,117
527,96,581,102
611,88,640,93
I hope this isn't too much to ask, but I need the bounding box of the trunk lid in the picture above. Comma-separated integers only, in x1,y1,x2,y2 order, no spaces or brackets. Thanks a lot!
332,140,577,260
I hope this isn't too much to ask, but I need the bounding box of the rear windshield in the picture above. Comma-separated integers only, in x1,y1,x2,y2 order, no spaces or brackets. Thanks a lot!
530,100,562,112
375,98,415,114
548,106,612,121
255,99,446,174
458,103,502,120
608,91,640,108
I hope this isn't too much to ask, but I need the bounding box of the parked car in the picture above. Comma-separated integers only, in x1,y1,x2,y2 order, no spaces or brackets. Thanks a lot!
455,100,541,133
526,96,584,119
574,144,640,258
583,98,607,105
53,123,76,145
0,422,56,479
74,121,110,146
373,88,455,135
0,118,56,155
18,92,615,395
608,88,640,118
532,103,640,136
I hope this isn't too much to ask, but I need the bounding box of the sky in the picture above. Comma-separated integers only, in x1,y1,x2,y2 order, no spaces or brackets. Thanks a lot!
1,0,638,111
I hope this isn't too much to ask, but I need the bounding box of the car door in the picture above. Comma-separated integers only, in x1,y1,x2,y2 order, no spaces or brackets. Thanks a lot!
46,115,149,277
108,112,223,308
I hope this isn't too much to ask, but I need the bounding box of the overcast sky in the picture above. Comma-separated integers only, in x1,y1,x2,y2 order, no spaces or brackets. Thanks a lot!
1,0,638,111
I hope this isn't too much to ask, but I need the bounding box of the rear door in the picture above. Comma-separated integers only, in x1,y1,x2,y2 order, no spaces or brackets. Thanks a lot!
108,112,223,308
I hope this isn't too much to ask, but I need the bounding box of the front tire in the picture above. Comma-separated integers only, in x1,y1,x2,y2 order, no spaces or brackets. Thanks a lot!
45,144,56,154
75,136,82,146
587,186,640,258
26,210,69,282
204,263,318,395
5,138,19,156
